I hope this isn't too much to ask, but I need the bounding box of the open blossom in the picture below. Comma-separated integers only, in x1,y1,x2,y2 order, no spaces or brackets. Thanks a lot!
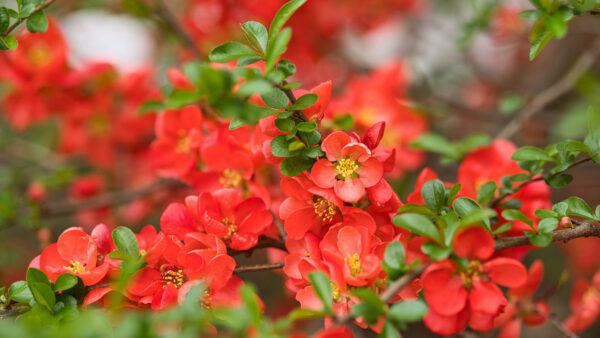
422,227,527,335
563,270,600,332
150,106,204,178
312,131,383,203
37,227,110,286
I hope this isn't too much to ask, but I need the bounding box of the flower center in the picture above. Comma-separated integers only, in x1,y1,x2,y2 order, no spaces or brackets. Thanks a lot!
331,282,341,302
28,44,52,67
335,158,359,179
222,217,237,240
459,259,484,289
313,197,337,222
201,289,213,309
219,169,243,188
64,260,86,274
161,266,186,289
345,253,362,277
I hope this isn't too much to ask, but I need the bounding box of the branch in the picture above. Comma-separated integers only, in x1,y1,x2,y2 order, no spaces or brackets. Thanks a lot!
233,262,284,274
278,81,308,122
1,0,56,38
228,236,287,256
490,156,593,206
0,303,30,319
543,312,581,338
495,220,600,251
41,178,188,216
495,44,600,140
153,0,203,59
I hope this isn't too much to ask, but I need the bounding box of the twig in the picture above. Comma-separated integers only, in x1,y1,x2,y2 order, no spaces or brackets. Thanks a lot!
1,0,56,38
495,45,600,140
495,220,600,251
0,303,30,319
269,210,287,241
544,312,581,338
41,178,187,216
154,0,203,59
234,262,284,274
279,81,308,122
490,156,593,206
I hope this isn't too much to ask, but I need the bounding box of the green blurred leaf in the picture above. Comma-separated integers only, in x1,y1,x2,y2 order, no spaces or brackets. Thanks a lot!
280,155,313,177
7,281,32,303
308,271,332,312
388,299,428,323
393,214,440,243
209,41,258,63
261,87,289,109
268,0,306,40
511,146,554,162
265,27,292,71
112,227,139,258
25,10,47,33
537,218,558,233
384,242,405,271
529,18,553,61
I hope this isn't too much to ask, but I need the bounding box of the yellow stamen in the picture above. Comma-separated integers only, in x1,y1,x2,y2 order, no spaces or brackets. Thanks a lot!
64,260,86,274
459,260,484,289
345,253,362,277
222,217,237,241
219,169,243,188
161,268,185,289
331,283,341,302
313,197,337,222
335,158,359,179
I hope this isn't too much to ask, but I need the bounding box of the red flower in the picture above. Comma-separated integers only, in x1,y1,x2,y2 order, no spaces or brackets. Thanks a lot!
312,131,383,203
494,260,550,338
39,228,110,286
279,174,343,240
150,106,204,178
320,224,381,286
128,234,236,310
563,270,600,332
422,227,527,335
199,189,273,250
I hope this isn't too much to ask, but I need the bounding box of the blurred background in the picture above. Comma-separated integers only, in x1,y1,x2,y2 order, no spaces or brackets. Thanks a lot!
0,0,599,336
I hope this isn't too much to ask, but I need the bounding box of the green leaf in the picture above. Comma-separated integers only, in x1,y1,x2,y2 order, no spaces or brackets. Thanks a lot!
138,100,164,115
535,209,558,219
383,242,405,271
519,9,541,20
268,0,306,39
280,155,313,177
410,133,459,160
459,208,497,227
260,87,289,109
265,27,292,71
237,78,273,96
271,135,295,157
296,121,316,133
26,268,51,286
388,299,428,323
447,183,462,205
544,13,567,39
240,284,261,326
209,41,258,63
274,118,295,133
397,204,435,215
108,250,131,261
498,95,524,115
537,218,558,233
291,93,317,110
529,18,553,61
112,227,139,258
511,146,554,162
392,214,441,243
300,130,321,146
7,281,32,303
166,90,199,108
546,173,573,188
477,181,497,204
0,35,18,50
493,222,513,235
288,140,305,151
0,7,9,34
351,288,386,315
421,242,452,260
530,233,553,247
287,308,325,321
563,196,597,220
303,146,324,158
54,274,78,292
308,271,332,312
553,201,568,216
380,321,402,338
277,59,296,77
26,10,47,33
421,179,445,211
30,282,55,312
502,209,534,226
237,55,263,66
241,21,268,54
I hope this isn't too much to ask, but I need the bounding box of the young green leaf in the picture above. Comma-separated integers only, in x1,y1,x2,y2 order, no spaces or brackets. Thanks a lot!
296,121,316,133
241,21,268,54
392,214,441,243
537,218,558,233
511,146,554,162
529,19,553,61
563,196,597,220
265,27,292,71
268,0,307,39
530,233,553,247
209,41,258,63
383,242,405,271
308,271,332,312
112,227,139,258
280,155,313,177
54,273,78,292
477,181,497,204
388,299,428,323
0,7,9,34
291,93,318,110
7,281,32,303
261,88,290,109
26,10,48,33
502,209,534,226
421,179,445,211
0,35,18,50
29,282,55,312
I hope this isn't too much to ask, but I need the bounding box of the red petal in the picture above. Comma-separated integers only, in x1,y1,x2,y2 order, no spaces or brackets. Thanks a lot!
422,264,467,316
498,318,522,338
355,157,383,188
453,227,494,260
205,254,236,291
311,159,337,188
129,267,162,296
57,229,97,268
469,309,497,332
160,203,197,239
334,178,365,203
337,226,363,256
39,243,69,282
362,122,385,150
469,280,507,314
423,307,469,336
321,131,351,161
341,143,371,162
510,259,543,297
151,284,179,310
285,207,320,240
484,257,527,288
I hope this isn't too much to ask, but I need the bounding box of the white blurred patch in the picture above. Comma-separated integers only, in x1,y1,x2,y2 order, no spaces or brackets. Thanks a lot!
61,10,155,73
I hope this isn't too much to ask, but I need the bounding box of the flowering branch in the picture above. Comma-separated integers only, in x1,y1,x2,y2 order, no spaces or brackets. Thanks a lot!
41,178,188,216
233,262,284,274
490,156,594,207
278,81,309,122
1,0,56,38
495,44,600,140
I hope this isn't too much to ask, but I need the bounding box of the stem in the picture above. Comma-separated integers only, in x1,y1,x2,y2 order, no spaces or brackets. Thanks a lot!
41,178,188,216
279,81,308,122
234,262,284,274
495,45,600,140
1,0,56,38
490,156,593,207
153,0,203,59
495,220,600,251
544,312,581,338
